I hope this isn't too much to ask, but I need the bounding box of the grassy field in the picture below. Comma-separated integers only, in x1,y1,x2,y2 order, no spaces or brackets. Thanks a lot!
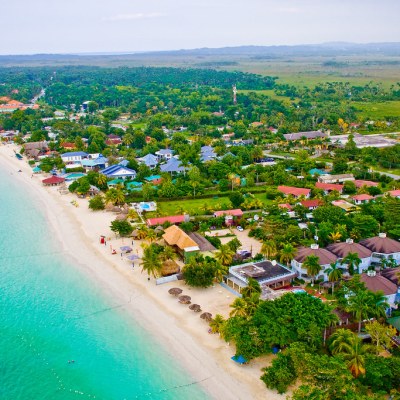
350,100,400,119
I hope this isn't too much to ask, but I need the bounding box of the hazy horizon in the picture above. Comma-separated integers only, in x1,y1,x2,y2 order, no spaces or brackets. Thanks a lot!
1,0,400,56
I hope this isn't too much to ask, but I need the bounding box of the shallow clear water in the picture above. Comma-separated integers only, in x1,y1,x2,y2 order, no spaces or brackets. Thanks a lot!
0,169,208,400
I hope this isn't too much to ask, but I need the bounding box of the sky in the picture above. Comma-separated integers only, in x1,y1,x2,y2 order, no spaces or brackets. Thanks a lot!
1,0,400,55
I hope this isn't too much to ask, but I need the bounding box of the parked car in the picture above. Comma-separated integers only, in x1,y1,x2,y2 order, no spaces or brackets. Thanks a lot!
236,226,244,232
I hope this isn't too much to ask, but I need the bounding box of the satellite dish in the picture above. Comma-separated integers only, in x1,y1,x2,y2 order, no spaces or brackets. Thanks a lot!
271,260,277,266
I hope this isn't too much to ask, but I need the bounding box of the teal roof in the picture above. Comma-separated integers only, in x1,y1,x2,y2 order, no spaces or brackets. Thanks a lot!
33,166,42,172
107,178,124,186
309,168,328,176
145,175,161,181
126,181,143,189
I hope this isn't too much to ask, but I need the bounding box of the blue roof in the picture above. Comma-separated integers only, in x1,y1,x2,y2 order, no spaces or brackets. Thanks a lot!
61,151,88,157
157,149,173,155
160,157,186,173
101,164,136,178
82,156,108,167
118,159,129,167
140,153,158,167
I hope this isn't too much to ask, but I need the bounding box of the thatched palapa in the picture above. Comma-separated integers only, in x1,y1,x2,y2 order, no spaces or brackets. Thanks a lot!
178,295,191,304
168,288,183,296
200,312,212,322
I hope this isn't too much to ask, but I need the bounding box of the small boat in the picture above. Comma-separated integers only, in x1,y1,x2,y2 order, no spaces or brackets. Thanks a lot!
15,153,23,160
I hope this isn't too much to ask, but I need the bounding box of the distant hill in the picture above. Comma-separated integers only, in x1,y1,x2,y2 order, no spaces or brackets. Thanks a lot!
1,42,400,67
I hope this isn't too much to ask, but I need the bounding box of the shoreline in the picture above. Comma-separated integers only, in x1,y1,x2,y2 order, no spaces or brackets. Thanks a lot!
0,143,282,400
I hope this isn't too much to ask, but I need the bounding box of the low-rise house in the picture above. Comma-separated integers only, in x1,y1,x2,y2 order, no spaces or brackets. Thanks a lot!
61,151,88,164
138,153,158,169
381,267,400,286
200,146,217,162
60,142,76,150
160,157,187,174
360,233,400,264
300,199,323,210
147,214,188,227
81,155,108,170
387,189,400,199
162,225,199,262
318,174,354,184
360,270,398,308
155,149,174,161
331,199,359,213
292,244,338,281
213,209,243,226
354,180,379,189
23,141,48,159
277,185,311,199
100,164,136,179
326,239,372,273
145,175,163,185
315,182,344,194
225,260,296,295
278,203,293,211
105,134,122,146
352,194,374,205
42,176,65,186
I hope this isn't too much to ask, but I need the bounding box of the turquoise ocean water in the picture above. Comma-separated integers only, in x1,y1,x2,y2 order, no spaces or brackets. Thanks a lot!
0,170,208,400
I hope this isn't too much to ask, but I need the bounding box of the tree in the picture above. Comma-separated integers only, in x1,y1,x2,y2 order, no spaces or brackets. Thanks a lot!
313,205,347,226
329,328,356,355
325,262,343,294
226,237,242,253
230,298,249,318
182,256,216,288
261,352,296,394
209,314,226,334
215,244,235,266
105,188,125,206
88,194,105,211
241,278,261,299
365,321,396,354
261,240,278,259
110,219,133,237
342,252,361,275
302,254,322,285
213,261,228,283
279,243,296,266
229,191,244,208
346,290,372,333
141,244,162,278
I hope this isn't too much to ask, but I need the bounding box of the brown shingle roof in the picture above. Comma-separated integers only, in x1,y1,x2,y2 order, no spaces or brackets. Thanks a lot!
188,232,216,252
326,241,372,259
381,267,400,285
359,234,400,254
360,273,397,295
294,246,338,265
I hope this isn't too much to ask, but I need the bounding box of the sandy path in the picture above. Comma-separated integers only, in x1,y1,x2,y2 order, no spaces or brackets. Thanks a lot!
0,143,283,400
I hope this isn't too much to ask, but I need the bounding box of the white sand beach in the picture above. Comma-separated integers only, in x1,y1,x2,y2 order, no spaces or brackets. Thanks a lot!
0,143,284,400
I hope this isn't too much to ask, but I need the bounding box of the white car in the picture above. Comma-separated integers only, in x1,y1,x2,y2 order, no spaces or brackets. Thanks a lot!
236,226,244,232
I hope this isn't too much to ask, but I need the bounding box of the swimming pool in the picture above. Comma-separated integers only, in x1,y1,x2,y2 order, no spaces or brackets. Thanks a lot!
64,172,86,180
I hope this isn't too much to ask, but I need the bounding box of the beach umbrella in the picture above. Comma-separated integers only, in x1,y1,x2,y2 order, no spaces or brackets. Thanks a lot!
189,304,202,312
154,225,164,233
168,288,183,296
120,245,132,253
231,355,247,365
126,254,140,261
200,312,212,322
178,295,191,304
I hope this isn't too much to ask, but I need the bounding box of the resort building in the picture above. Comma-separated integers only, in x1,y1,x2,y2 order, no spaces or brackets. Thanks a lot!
147,214,189,227
213,209,244,226
387,190,400,199
159,157,187,174
299,199,323,210
283,130,327,141
292,244,338,281
200,146,217,162
138,153,158,169
81,155,108,170
326,239,372,273
61,151,89,164
225,260,296,295
100,164,137,179
162,225,200,262
42,176,65,186
155,149,174,162
360,233,400,264
360,270,399,308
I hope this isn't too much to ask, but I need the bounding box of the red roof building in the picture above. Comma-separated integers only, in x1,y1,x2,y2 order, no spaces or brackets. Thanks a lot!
315,182,344,193
61,142,76,149
277,186,311,198
352,194,374,204
388,189,400,198
42,176,65,186
147,215,186,227
354,180,378,188
214,209,244,217
278,203,293,210
300,199,323,209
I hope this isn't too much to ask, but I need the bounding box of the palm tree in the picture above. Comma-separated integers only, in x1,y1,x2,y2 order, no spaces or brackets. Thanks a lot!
241,278,261,298
302,254,322,286
105,188,125,206
209,314,226,334
146,229,157,243
228,173,237,191
329,328,355,355
279,243,296,266
329,329,366,378
325,262,343,294
96,173,108,187
346,290,372,333
368,291,389,320
328,231,342,243
141,244,162,278
261,240,277,259
122,133,134,148
244,292,261,317
214,262,228,283
136,225,148,240
229,298,248,318
215,244,235,266
342,252,362,275
160,246,176,262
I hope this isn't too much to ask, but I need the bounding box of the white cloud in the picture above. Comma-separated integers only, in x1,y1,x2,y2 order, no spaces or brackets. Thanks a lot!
277,7,301,14
103,12,165,22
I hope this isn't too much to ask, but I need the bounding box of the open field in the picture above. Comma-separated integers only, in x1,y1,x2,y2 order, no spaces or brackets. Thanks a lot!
350,100,400,119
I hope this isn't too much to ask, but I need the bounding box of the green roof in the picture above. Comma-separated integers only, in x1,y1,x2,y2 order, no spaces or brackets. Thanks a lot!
387,316,400,331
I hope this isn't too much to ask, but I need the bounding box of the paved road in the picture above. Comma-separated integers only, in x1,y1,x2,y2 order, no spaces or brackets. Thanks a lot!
371,169,400,180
